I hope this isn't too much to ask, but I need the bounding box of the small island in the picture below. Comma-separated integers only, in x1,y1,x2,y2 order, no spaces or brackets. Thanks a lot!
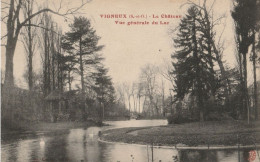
100,120,260,148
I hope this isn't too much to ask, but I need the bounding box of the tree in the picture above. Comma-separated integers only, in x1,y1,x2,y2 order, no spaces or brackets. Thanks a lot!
232,0,257,119
136,82,145,114
21,0,38,90
63,17,103,92
250,0,260,120
172,6,217,121
139,64,160,117
159,61,175,91
123,83,132,115
185,0,233,113
251,31,259,120
131,83,137,112
160,79,166,117
22,70,43,91
61,36,77,91
1,0,89,87
91,64,115,120
115,83,127,111
38,13,60,96
159,62,177,115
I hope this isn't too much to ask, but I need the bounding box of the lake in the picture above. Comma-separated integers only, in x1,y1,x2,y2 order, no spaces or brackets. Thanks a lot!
1,120,259,162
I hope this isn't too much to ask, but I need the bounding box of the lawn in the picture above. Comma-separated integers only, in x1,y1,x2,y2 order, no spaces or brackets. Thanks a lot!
100,120,260,147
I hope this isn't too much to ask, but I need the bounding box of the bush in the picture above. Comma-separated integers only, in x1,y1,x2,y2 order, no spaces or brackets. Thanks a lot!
205,112,221,121
167,114,193,124
1,86,47,126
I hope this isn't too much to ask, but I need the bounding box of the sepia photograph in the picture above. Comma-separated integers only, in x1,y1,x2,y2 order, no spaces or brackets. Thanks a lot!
1,0,260,161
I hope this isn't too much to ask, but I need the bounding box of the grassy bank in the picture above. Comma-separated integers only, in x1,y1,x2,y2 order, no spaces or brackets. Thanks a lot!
100,120,260,147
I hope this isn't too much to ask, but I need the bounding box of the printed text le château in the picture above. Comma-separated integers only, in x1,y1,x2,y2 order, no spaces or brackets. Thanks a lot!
100,14,181,19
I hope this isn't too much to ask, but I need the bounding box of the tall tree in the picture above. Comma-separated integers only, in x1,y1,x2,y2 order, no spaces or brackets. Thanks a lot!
38,13,62,95
232,0,256,119
21,0,38,90
63,17,103,91
61,35,77,91
251,0,260,120
39,13,52,96
172,6,217,121
185,0,234,113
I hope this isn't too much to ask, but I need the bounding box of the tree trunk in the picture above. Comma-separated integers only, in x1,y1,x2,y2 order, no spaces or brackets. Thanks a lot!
68,71,71,91
133,95,136,112
4,44,15,87
43,28,49,96
203,6,231,110
143,96,146,114
99,101,102,121
170,91,173,115
51,27,55,91
79,37,85,91
138,95,141,114
212,40,231,95
103,102,105,119
28,19,33,91
238,49,244,118
4,0,16,87
243,53,248,119
128,96,131,115
192,16,204,122
161,80,165,117
59,38,63,91
252,33,258,120
47,34,51,94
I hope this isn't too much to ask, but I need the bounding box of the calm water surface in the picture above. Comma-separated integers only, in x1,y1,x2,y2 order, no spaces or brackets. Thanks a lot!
1,120,260,162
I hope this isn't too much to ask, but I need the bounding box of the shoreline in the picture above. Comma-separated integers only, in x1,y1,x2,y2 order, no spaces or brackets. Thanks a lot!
98,138,260,150
100,120,260,149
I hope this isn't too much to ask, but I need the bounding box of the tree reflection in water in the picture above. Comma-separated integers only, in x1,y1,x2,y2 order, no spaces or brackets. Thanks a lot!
178,149,260,162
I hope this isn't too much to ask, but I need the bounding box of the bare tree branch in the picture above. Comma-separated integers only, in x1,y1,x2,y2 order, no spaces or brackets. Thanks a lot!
1,34,8,40
208,0,216,13
20,0,90,28
213,14,226,26
217,18,227,48
1,1,10,5
58,0,62,13
2,7,9,10
1,15,9,21
23,24,60,35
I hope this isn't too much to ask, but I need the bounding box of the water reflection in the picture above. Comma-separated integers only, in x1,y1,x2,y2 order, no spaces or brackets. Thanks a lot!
105,119,168,129
2,120,260,162
179,149,260,162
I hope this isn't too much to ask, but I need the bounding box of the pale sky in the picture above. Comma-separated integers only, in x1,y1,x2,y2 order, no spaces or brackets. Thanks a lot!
2,0,252,89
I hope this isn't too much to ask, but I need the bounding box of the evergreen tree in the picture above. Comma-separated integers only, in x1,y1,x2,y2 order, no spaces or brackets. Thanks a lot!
172,6,217,121
61,36,77,91
90,64,115,120
63,16,103,91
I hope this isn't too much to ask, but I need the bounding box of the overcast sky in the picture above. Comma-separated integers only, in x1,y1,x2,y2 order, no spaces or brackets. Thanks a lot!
1,0,248,89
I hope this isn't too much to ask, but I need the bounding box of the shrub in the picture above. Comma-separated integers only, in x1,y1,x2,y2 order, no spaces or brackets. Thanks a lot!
167,114,192,124
205,112,221,121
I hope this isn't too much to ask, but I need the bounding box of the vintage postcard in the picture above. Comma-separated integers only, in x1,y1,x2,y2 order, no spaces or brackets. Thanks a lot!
1,0,260,161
